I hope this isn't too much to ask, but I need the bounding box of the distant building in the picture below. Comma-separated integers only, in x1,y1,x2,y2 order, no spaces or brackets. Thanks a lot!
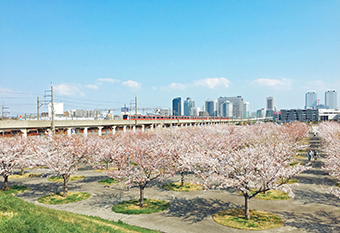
325,89,337,109
153,108,170,116
319,109,340,121
205,99,215,116
243,102,249,118
217,97,227,117
221,101,233,117
266,97,275,111
172,97,182,116
266,110,274,117
278,109,318,122
256,108,265,118
305,91,317,109
226,96,243,118
191,107,201,116
68,109,101,118
184,97,195,116
199,111,209,117
48,103,64,118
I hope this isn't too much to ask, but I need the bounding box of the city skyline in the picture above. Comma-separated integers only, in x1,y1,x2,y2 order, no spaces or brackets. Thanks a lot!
1,1,339,116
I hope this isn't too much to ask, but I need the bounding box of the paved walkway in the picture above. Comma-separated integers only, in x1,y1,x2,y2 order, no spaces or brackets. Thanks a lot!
7,134,340,232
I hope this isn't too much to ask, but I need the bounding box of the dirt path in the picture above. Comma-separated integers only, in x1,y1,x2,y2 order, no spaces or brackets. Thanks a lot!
7,133,340,233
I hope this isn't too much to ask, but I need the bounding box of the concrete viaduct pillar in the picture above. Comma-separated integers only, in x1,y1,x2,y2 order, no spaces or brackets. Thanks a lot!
98,127,103,136
84,127,88,137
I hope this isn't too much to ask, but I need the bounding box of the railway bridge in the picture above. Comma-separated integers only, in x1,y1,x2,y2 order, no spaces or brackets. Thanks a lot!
0,118,250,137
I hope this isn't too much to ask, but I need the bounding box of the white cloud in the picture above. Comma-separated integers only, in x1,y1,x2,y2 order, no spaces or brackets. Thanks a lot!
0,87,15,96
163,83,187,90
85,84,99,90
252,78,292,90
54,83,84,96
194,78,231,89
122,80,141,90
96,78,120,84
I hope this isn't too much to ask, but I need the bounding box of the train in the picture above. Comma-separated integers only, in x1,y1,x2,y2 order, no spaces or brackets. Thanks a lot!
122,114,230,121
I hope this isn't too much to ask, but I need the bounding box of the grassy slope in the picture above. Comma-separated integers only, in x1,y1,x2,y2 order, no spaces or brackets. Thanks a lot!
0,193,159,233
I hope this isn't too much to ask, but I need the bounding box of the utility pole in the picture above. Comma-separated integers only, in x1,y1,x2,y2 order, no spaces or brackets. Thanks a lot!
2,103,10,119
135,96,137,127
37,97,40,121
51,84,55,133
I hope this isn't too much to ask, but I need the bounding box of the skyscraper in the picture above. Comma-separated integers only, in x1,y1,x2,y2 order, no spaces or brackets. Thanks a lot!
205,99,215,116
305,91,317,109
221,101,233,117
243,102,249,118
266,97,275,111
217,96,243,118
183,97,195,116
172,97,182,116
325,89,337,109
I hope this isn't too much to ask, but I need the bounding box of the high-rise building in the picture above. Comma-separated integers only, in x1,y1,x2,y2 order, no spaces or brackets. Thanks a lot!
205,99,215,116
217,97,227,116
325,89,337,109
266,97,275,111
224,96,243,118
217,96,243,118
305,91,317,109
183,97,195,116
221,101,233,117
243,102,249,118
172,97,182,116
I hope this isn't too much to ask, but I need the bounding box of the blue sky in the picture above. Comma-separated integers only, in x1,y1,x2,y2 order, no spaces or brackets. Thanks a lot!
1,0,339,116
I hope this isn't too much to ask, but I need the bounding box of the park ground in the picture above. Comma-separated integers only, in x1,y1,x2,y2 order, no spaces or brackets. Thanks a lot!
5,135,340,233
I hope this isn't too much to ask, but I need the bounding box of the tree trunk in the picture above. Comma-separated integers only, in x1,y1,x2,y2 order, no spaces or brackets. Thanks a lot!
180,171,184,186
244,194,250,220
21,168,25,176
62,174,70,197
139,183,145,207
3,175,9,191
106,161,109,170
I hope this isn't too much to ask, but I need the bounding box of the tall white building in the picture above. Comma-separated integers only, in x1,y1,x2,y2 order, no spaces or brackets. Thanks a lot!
243,102,249,118
305,91,317,109
325,89,337,109
266,97,275,111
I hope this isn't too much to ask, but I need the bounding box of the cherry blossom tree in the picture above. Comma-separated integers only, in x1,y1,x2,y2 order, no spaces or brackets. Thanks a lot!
319,121,340,198
105,130,174,207
194,123,310,219
0,136,36,190
35,134,101,197
89,133,125,171
162,128,199,186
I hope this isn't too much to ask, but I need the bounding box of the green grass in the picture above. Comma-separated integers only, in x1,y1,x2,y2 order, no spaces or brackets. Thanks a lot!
48,175,85,182
112,198,170,215
254,190,291,200
99,178,120,186
162,182,203,192
290,161,300,166
0,192,159,233
213,209,283,230
9,173,41,179
279,178,299,184
0,185,30,194
38,192,91,205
